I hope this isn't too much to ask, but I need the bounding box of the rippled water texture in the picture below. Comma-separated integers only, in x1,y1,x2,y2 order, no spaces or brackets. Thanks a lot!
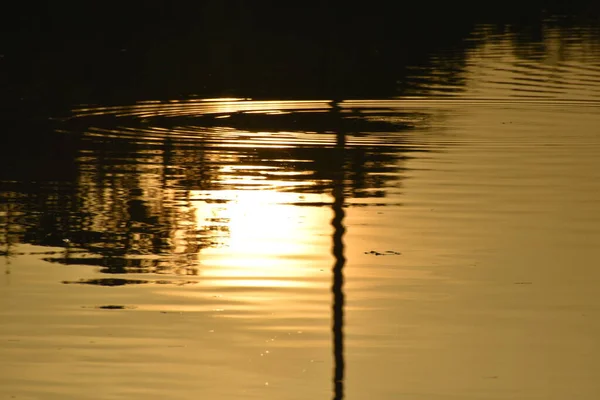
2,22,600,399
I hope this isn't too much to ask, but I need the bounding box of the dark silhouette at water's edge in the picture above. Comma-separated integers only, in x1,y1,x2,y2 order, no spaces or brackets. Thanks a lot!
2,2,598,121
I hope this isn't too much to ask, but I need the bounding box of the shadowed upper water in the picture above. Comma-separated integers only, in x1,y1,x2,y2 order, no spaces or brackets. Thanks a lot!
2,19,600,400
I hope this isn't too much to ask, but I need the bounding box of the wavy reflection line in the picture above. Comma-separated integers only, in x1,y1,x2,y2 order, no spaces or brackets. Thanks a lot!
332,108,346,400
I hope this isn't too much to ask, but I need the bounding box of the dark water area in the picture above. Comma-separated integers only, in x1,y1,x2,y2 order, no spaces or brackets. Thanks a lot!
2,2,599,109
2,3,600,400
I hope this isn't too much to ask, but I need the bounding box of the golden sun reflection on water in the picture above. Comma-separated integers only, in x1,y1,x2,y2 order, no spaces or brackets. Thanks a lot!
195,189,332,282
161,185,337,319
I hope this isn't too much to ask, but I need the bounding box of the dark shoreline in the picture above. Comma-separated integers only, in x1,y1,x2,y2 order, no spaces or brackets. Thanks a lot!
2,2,599,118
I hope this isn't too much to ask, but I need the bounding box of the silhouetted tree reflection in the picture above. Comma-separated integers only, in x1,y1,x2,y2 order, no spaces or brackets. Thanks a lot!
3,3,599,283
0,105,427,284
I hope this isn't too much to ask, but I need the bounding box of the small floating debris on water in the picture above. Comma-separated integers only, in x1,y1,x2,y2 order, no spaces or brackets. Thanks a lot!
514,282,533,285
95,305,135,310
63,278,197,286
364,250,401,256
62,278,147,286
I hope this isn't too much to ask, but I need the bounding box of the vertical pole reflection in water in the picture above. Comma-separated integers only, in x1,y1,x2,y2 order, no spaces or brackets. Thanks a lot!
331,101,346,400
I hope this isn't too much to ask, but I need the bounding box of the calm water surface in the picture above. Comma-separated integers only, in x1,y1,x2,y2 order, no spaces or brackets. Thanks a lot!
2,23,600,399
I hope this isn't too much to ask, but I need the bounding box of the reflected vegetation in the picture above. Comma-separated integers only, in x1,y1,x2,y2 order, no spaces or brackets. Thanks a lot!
4,3,598,115
2,98,437,286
